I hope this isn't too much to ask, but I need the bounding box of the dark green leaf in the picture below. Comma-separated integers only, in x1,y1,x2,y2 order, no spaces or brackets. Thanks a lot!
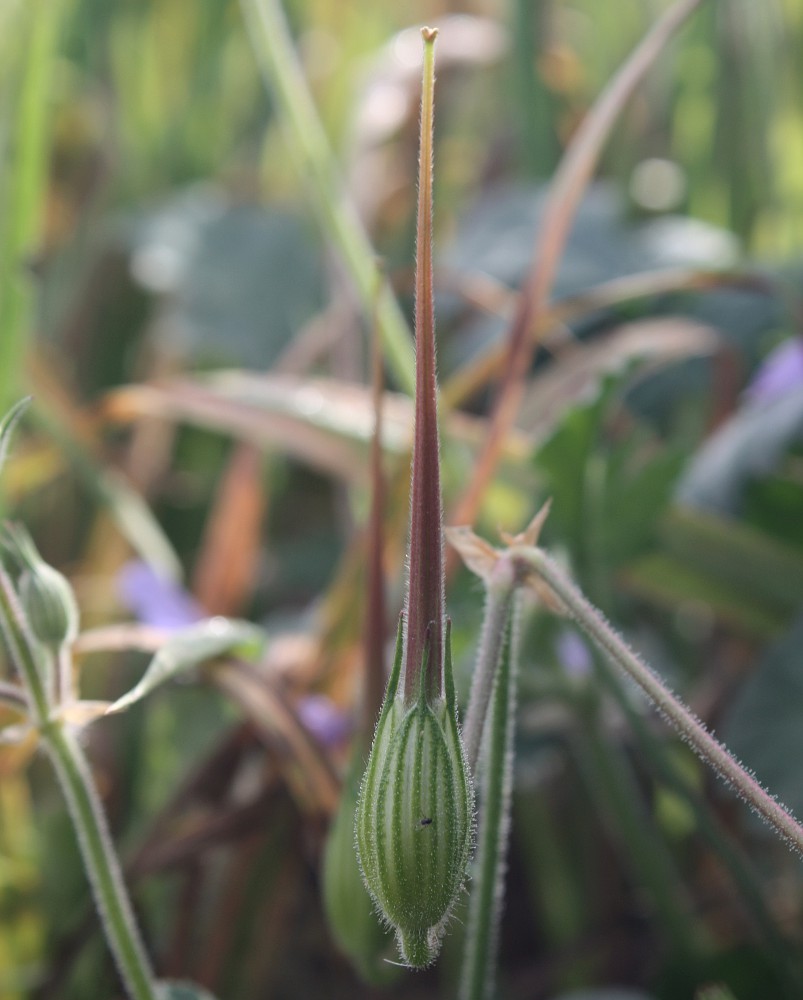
552,990,656,1000
621,552,784,638
722,616,803,820
660,507,803,616
676,391,803,514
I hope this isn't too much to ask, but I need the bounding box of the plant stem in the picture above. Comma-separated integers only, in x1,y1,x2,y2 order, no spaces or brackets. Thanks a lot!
403,26,444,703
462,560,516,773
239,0,415,395
460,604,516,1000
519,546,803,857
43,720,157,1000
0,566,157,1000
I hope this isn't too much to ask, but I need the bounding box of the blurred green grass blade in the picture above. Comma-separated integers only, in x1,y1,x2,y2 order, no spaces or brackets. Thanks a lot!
621,552,784,637
450,0,706,531
661,506,803,615
239,0,415,395
101,372,531,487
28,403,182,582
572,702,697,957
621,505,803,636
589,652,803,994
0,0,67,413
510,0,559,177
0,398,31,481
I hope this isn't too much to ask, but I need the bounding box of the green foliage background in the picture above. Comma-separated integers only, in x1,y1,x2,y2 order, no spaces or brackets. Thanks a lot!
2,2,803,999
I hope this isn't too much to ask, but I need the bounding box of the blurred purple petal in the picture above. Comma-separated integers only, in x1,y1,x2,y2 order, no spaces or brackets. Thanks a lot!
296,694,352,747
118,561,204,629
745,338,803,404
555,629,592,680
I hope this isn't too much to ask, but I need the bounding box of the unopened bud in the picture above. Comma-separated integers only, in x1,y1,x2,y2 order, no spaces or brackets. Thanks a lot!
2,525,78,648
356,622,473,968
322,752,398,983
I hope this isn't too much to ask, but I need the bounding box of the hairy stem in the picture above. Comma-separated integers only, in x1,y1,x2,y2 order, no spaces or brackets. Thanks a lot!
462,560,516,773
460,605,517,1000
0,565,157,1000
519,546,803,856
43,720,157,1000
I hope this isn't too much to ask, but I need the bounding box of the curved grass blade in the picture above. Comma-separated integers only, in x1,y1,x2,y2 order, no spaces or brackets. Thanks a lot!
450,0,706,534
0,397,31,482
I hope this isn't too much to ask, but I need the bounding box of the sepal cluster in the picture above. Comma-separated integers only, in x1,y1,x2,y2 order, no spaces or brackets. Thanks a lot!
355,618,473,968
2,523,79,649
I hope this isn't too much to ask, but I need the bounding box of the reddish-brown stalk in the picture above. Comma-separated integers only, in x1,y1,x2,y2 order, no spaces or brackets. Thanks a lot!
403,28,443,704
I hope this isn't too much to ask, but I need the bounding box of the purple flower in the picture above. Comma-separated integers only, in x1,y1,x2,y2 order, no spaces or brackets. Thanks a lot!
745,338,803,404
296,694,352,747
555,628,592,680
117,561,204,629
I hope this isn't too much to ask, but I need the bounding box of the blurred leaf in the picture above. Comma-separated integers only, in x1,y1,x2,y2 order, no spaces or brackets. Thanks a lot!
443,268,773,408
0,684,26,715
520,316,721,445
660,506,803,615
552,990,656,1000
622,503,803,636
103,372,530,483
722,615,803,820
155,982,219,1000
108,618,266,714
676,390,803,514
442,186,737,370
696,987,738,1000
214,660,340,816
0,397,30,481
620,552,783,637
536,364,684,567
0,0,65,413
128,193,325,370
28,355,183,580
536,369,613,549
743,451,803,550
240,0,415,394
598,442,686,566
192,444,266,616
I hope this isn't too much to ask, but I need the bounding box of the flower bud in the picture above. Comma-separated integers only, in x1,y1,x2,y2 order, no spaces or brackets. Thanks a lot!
2,524,79,648
356,622,473,968
322,752,399,984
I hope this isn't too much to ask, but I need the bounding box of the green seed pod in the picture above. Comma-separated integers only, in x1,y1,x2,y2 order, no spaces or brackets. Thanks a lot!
322,750,399,984
356,621,473,968
3,524,79,648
